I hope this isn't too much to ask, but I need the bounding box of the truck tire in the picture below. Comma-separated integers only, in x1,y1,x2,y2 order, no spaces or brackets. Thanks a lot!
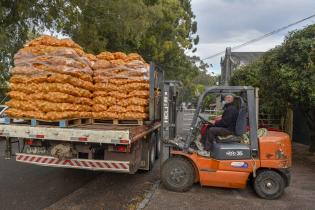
161,157,195,192
155,132,161,160
253,170,285,199
149,134,156,171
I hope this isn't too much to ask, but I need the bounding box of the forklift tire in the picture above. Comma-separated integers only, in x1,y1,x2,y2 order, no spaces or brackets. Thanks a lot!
253,170,285,200
161,157,195,192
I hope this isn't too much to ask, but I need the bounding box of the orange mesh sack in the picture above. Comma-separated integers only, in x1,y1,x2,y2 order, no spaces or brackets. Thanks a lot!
6,99,91,112
25,35,82,49
92,112,119,119
96,51,115,61
10,83,92,98
91,51,150,120
13,35,93,77
5,108,91,121
113,52,127,60
94,83,119,91
124,53,144,62
116,97,149,107
126,105,147,113
107,105,126,113
92,60,112,70
93,104,108,112
128,90,150,98
10,74,94,91
7,91,92,105
123,112,148,120
6,35,94,121
93,96,117,106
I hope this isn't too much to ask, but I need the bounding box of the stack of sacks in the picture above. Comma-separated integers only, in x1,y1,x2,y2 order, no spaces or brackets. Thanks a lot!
5,35,94,120
92,51,150,120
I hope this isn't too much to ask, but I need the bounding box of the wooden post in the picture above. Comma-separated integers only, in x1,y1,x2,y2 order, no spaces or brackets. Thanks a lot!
284,108,294,138
309,108,315,152
255,88,259,128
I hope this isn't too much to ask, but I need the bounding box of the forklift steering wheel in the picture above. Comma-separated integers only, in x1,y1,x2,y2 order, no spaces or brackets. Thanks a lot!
198,115,208,123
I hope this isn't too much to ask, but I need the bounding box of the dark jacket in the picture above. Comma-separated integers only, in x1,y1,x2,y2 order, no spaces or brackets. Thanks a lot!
214,103,238,132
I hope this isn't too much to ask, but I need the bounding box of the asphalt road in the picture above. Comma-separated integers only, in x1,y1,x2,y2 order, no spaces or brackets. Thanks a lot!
2,139,314,210
0,141,101,210
0,140,159,210
146,143,315,210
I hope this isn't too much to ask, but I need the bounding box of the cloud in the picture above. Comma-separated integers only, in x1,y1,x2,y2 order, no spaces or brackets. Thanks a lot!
190,0,315,74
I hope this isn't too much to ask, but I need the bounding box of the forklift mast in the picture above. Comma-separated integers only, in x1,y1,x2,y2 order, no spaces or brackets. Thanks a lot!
160,80,181,163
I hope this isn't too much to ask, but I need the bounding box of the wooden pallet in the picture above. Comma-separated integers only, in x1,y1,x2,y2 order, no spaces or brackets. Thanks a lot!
1,117,31,125
92,119,144,126
1,117,92,128
31,118,93,128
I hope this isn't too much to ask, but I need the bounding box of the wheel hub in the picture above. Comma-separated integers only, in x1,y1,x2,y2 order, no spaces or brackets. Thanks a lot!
170,168,186,183
266,182,273,189
261,178,278,194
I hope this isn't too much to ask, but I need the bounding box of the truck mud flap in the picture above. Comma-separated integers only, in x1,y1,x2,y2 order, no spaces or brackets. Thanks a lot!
16,153,130,173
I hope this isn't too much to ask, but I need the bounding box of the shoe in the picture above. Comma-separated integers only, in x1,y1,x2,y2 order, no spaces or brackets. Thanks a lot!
197,150,210,157
194,141,205,151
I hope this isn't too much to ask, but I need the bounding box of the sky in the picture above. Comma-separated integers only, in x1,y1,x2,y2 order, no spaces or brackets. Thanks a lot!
190,0,315,74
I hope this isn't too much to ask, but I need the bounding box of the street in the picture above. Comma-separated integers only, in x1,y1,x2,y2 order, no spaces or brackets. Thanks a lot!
1,141,315,210
0,141,159,210
145,143,315,210
1,1,315,210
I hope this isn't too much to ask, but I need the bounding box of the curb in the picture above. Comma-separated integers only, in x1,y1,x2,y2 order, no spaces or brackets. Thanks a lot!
136,180,161,210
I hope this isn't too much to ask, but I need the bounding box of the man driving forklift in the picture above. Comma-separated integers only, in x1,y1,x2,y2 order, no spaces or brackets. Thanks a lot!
161,86,292,200
205,94,238,150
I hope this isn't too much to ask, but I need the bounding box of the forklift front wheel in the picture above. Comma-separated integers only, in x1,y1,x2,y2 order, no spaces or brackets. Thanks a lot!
253,170,285,200
161,157,195,192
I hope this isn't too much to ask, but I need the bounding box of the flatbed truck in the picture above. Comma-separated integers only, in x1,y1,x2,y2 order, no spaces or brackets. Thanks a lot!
0,66,179,174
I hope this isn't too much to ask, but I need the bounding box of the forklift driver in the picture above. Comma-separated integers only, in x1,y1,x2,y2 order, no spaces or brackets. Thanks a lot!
205,94,238,150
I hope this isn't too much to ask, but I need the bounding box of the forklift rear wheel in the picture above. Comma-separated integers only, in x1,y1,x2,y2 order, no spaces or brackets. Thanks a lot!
161,157,195,192
253,170,285,200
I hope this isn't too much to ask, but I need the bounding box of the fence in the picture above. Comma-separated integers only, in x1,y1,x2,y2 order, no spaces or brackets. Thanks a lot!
176,109,217,136
176,108,293,137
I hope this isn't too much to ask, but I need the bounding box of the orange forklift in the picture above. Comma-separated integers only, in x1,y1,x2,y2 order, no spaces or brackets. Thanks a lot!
160,85,292,199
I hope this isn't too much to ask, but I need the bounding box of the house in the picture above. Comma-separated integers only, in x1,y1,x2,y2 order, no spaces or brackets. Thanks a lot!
220,47,264,85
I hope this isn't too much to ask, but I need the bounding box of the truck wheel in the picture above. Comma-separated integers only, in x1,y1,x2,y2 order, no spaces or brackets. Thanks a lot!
253,170,285,199
155,133,161,160
161,157,195,192
149,140,156,170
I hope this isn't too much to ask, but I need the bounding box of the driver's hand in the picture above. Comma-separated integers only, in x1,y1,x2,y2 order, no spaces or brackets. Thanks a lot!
209,120,215,125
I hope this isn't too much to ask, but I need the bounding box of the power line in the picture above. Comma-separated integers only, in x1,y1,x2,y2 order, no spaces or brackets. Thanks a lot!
202,13,315,61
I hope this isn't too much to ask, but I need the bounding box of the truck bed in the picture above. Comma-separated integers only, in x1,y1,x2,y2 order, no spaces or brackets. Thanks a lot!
0,122,161,145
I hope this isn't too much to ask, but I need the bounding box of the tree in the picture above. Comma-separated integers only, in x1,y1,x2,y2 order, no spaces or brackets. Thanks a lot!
231,24,315,151
0,0,211,103
63,0,201,86
0,0,77,99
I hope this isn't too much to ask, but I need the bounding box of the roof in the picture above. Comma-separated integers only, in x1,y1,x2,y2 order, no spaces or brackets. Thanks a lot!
230,52,264,65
